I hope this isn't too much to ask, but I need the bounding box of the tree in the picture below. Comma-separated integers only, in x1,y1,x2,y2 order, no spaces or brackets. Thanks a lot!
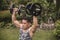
0,0,10,10
56,0,60,20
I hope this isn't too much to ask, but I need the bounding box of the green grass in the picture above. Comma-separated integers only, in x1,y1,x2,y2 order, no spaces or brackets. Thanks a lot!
33,30,56,40
0,28,56,40
0,28,19,40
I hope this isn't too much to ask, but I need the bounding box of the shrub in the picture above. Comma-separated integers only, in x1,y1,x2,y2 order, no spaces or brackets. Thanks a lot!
55,20,60,40
0,22,5,28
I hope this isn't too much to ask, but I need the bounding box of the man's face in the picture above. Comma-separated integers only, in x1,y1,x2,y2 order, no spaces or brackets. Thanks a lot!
22,20,31,30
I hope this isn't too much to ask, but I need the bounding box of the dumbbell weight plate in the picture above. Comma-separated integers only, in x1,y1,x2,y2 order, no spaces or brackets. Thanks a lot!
10,4,15,14
31,3,42,16
18,5,26,15
26,3,32,15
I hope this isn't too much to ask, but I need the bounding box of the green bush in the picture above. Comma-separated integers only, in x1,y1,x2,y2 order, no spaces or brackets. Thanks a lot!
55,20,60,40
0,0,9,10
0,22,5,28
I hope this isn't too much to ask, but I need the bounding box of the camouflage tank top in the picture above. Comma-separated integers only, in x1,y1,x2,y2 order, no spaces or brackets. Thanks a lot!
19,27,32,40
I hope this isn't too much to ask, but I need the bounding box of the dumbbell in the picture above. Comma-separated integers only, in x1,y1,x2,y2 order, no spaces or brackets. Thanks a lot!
26,3,42,16
10,3,21,15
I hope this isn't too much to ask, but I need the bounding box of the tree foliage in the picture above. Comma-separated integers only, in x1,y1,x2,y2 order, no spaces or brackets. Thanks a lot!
0,0,9,10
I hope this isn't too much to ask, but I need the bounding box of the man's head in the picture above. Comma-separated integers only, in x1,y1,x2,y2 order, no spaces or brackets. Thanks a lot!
21,17,31,30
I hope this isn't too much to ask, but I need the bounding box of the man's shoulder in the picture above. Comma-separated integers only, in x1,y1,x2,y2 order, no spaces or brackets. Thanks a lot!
19,24,23,28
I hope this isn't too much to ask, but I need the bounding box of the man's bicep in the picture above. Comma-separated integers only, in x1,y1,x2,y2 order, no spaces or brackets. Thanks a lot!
13,20,21,28
30,25,37,33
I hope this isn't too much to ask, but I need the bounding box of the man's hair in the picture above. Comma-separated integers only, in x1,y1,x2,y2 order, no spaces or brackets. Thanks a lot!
21,17,32,23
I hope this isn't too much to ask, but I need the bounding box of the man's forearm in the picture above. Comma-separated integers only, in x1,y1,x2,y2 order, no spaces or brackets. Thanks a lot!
33,16,38,26
12,12,17,21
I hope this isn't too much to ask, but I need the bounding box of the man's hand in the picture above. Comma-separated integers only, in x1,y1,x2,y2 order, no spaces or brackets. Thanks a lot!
13,8,18,13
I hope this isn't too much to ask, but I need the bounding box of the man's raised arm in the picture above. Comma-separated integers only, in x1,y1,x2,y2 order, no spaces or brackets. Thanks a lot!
30,16,38,33
12,8,21,28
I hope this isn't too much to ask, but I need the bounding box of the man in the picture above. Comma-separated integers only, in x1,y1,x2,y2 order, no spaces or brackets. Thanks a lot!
12,8,38,40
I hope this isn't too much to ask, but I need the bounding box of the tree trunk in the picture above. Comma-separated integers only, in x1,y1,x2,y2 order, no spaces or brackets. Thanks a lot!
56,0,60,19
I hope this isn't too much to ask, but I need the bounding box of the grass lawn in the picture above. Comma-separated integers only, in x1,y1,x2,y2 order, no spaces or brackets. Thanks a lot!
0,28,57,40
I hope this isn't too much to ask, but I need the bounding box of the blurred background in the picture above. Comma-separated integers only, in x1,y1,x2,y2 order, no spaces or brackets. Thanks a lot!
0,0,60,40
